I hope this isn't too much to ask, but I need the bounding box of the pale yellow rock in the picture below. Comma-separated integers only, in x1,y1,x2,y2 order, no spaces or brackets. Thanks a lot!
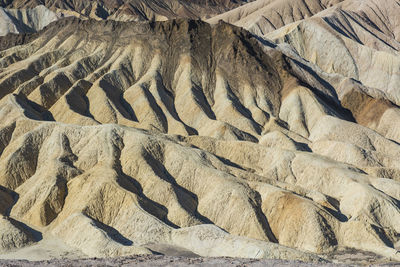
0,216,35,253
0,15,399,263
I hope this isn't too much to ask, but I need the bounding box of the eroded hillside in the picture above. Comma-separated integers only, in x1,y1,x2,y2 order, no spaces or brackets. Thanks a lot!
0,0,252,21
0,0,399,264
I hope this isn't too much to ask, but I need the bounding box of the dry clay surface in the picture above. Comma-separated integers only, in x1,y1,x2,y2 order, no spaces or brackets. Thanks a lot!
0,4,399,265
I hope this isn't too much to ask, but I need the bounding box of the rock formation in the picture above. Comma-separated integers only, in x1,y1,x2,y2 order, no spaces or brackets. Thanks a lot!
1,0,251,21
207,0,344,35
0,0,399,264
0,5,64,36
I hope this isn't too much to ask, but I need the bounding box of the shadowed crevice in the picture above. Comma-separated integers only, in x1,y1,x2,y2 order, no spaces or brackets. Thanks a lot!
86,214,134,246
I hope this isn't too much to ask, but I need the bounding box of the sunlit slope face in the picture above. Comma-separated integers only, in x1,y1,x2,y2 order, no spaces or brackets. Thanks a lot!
0,18,289,140
210,0,400,106
207,0,344,35
0,5,64,36
0,12,399,264
265,0,400,102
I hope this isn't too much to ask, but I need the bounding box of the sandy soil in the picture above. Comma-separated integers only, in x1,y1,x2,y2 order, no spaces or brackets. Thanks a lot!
0,256,349,267
1,255,400,267
1,242,399,266
0,237,84,261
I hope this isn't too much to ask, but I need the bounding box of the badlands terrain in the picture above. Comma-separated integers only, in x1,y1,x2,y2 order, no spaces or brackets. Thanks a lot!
0,0,399,265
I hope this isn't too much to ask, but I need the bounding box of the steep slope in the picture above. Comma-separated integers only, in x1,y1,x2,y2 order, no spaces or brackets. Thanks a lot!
209,0,400,140
0,18,287,141
207,0,343,35
0,18,399,262
263,0,400,102
0,5,64,36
